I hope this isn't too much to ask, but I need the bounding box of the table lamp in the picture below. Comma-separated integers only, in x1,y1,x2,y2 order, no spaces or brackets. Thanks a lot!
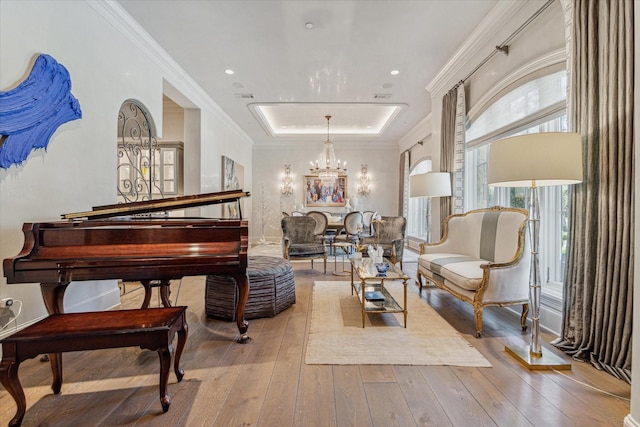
488,132,582,369
410,172,452,243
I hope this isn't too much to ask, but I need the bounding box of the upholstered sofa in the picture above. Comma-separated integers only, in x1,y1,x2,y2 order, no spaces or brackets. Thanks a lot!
416,206,530,337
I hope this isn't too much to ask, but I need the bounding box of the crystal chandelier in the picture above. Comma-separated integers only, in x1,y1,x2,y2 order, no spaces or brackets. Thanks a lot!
309,115,346,186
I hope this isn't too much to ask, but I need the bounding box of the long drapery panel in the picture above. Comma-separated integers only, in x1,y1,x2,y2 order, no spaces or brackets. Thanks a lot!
555,0,634,383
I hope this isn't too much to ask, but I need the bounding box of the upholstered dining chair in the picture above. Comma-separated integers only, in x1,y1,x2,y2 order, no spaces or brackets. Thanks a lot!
305,210,327,235
305,210,334,247
281,216,327,273
360,210,378,238
358,215,407,269
333,211,363,250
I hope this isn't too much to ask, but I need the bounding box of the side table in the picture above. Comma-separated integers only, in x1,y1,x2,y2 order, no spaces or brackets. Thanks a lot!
332,241,353,276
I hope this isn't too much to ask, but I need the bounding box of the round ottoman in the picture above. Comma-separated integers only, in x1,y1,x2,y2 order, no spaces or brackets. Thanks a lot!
205,256,295,321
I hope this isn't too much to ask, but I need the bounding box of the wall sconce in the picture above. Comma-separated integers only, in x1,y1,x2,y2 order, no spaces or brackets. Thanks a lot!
281,164,293,196
357,164,371,197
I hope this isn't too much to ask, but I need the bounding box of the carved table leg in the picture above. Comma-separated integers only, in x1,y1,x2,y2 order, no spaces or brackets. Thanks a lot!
0,344,26,427
173,314,187,381
49,352,63,394
233,273,251,343
157,346,172,413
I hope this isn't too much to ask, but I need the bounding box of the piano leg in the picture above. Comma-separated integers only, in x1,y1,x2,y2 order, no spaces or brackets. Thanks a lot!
233,273,250,343
159,280,172,307
40,282,69,315
39,282,69,364
140,280,172,309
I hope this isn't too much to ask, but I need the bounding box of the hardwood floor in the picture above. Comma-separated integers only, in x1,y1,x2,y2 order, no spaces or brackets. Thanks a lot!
0,255,630,426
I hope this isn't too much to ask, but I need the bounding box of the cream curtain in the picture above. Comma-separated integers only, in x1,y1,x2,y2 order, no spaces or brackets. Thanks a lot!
555,0,634,383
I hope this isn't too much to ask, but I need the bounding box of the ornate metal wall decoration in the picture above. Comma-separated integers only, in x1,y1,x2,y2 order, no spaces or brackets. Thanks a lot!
117,99,161,203
0,54,82,169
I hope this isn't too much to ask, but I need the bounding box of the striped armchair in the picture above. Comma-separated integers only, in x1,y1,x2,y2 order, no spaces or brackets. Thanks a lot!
416,206,530,337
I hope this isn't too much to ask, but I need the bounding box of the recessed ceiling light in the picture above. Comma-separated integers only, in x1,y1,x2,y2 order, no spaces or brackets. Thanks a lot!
305,22,314,29
390,70,400,75
225,69,235,75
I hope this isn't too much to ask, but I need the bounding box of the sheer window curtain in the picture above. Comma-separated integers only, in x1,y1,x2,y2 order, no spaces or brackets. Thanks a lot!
554,0,634,383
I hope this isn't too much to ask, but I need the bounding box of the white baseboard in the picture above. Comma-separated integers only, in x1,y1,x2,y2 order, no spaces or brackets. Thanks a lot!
625,414,640,427
504,302,561,337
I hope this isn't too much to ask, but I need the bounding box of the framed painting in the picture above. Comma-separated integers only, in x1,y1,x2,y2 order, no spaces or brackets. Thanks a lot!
304,175,347,207
221,156,244,218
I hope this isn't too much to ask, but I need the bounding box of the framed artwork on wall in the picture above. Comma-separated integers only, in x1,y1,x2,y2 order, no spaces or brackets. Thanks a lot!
304,175,347,207
221,156,244,218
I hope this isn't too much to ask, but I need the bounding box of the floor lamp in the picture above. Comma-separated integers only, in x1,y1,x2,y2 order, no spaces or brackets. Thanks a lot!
487,132,582,370
409,172,452,243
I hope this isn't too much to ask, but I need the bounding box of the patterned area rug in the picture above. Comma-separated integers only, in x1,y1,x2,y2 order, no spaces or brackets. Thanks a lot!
305,281,491,366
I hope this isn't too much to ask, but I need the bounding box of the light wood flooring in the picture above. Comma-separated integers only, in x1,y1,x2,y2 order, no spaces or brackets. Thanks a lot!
0,253,631,426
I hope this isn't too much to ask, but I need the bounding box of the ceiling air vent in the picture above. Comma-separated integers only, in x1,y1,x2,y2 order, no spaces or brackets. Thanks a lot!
235,93,254,99
374,93,392,99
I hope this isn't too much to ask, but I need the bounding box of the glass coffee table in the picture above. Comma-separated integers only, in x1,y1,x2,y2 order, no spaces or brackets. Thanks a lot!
349,257,409,328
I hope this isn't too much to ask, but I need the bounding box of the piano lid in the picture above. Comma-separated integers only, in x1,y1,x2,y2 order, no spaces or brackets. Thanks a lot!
62,189,250,220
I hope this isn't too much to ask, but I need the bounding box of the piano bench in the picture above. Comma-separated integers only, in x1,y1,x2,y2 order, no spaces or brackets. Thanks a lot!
0,306,188,427
206,255,295,321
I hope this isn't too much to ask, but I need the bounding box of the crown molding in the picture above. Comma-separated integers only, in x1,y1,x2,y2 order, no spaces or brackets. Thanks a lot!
426,1,541,97
87,0,253,144
398,113,432,152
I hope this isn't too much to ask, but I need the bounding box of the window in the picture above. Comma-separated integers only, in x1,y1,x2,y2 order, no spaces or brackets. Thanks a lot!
407,160,432,239
465,70,568,297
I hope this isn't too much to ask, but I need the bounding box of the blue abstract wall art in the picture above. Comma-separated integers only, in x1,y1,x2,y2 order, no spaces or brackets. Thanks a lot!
0,54,82,169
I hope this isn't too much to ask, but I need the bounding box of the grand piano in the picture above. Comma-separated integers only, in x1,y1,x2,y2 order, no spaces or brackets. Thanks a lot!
3,189,252,343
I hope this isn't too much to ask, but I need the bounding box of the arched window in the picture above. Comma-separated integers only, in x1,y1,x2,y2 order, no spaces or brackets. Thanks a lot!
465,69,568,298
407,159,432,239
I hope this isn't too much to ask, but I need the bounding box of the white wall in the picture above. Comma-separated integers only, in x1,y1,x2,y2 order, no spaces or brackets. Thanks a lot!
0,0,252,338
252,142,399,243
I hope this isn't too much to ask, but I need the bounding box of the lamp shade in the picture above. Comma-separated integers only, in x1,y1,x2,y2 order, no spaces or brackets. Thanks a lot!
487,132,582,187
487,132,583,187
410,172,452,198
